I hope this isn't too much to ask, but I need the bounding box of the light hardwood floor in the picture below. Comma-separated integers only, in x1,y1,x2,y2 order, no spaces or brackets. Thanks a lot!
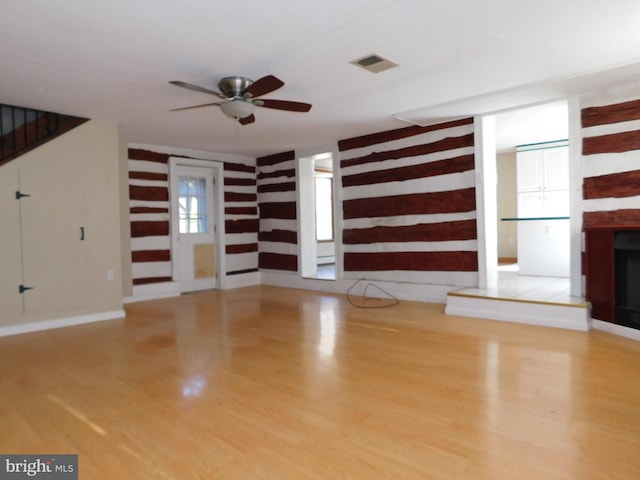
2,285,640,479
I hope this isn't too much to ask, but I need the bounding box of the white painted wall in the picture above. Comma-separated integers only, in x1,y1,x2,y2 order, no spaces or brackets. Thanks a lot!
497,151,517,259
0,120,124,331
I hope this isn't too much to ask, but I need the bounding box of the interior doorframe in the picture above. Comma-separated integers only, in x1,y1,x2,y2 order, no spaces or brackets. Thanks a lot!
567,96,583,297
298,154,317,278
474,115,498,289
475,97,583,297
296,145,340,280
169,156,226,290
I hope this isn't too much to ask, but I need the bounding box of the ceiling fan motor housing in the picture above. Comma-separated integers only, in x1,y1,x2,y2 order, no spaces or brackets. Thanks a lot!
218,76,253,98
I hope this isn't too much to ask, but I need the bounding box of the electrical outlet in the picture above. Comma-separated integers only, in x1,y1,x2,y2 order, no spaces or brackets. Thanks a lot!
107,270,115,281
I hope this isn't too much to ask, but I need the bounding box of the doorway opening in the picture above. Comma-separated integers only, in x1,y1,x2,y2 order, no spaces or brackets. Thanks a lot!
299,152,336,280
488,100,573,300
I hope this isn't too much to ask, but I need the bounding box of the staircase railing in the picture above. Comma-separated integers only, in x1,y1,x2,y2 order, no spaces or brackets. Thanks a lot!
0,103,88,167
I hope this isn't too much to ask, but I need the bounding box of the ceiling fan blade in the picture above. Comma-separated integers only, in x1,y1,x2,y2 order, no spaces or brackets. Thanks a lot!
169,101,223,112
239,114,256,125
258,99,312,112
243,75,284,98
169,81,225,99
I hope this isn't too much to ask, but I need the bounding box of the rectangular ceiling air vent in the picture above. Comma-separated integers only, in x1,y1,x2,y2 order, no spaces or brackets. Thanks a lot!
351,54,398,73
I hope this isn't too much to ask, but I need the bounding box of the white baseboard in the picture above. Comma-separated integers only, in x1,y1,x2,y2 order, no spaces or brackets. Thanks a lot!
125,275,262,303
224,271,261,289
260,270,453,304
0,309,126,338
592,318,640,342
445,294,590,331
125,281,181,303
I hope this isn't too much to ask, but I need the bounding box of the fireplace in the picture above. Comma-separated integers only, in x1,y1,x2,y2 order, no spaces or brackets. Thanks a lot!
615,231,640,330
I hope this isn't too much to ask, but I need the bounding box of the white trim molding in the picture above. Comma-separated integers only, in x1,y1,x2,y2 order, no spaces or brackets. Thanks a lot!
445,293,590,331
169,156,227,292
592,319,640,342
125,281,181,303
0,310,126,338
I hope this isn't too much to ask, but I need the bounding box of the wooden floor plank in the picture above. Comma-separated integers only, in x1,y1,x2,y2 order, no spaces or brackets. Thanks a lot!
1,285,640,479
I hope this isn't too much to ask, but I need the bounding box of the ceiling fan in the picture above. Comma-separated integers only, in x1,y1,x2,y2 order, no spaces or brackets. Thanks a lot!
168,75,312,125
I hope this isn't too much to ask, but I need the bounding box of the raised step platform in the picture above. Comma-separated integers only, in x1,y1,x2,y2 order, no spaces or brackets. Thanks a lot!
445,289,591,331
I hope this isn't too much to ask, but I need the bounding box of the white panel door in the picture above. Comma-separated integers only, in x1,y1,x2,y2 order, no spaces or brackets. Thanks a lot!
172,165,216,293
19,159,88,315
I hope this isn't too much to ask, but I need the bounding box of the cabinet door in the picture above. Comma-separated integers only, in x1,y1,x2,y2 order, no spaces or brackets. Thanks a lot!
518,192,542,217
20,158,88,316
542,147,569,190
516,150,542,191
542,190,570,217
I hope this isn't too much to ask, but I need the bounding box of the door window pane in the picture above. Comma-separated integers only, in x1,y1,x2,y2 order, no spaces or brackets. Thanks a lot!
178,176,207,233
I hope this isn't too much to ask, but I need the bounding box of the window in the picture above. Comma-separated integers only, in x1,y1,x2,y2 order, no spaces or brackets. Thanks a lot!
178,176,208,234
315,172,333,241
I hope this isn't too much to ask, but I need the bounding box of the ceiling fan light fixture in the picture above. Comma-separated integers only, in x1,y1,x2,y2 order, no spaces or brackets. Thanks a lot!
220,99,255,119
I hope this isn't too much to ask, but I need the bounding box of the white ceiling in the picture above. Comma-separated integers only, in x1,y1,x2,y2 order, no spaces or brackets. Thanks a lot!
494,100,568,153
2,0,640,158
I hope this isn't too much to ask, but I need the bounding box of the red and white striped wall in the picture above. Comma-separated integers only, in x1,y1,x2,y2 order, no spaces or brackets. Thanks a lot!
338,118,478,287
224,162,259,275
256,150,298,272
581,88,640,229
129,149,172,286
128,148,259,288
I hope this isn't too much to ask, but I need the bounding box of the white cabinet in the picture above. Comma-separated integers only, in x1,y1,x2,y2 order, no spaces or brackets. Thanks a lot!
518,190,570,217
515,142,570,278
517,144,569,217
542,147,570,191
517,219,570,277
516,150,542,192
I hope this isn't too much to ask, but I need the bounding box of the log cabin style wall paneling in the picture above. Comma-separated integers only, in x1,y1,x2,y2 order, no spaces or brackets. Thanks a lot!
128,149,172,286
581,88,640,324
256,150,298,272
582,94,640,228
128,148,259,286
223,162,259,275
338,118,478,286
